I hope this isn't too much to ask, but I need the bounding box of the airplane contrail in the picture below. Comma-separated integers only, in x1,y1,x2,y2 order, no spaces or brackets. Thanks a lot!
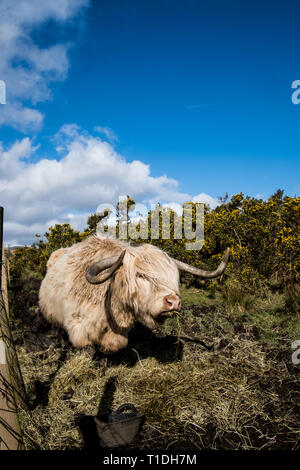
186,102,223,109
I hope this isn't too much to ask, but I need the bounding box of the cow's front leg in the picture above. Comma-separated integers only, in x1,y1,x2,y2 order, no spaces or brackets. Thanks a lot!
98,329,128,354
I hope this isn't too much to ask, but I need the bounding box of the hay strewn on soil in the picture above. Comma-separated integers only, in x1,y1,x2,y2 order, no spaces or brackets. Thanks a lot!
12,287,300,450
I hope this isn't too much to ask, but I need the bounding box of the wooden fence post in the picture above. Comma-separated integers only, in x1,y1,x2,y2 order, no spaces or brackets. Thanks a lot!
0,206,29,450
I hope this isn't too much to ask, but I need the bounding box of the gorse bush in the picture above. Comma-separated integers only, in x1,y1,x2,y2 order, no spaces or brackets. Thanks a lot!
146,190,299,288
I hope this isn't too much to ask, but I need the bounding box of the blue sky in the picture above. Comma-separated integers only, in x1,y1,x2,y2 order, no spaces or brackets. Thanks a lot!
0,0,299,244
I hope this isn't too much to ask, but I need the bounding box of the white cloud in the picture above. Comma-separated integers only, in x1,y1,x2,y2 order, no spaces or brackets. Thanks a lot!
0,103,44,131
1,125,218,245
0,0,89,130
94,126,119,143
192,192,220,209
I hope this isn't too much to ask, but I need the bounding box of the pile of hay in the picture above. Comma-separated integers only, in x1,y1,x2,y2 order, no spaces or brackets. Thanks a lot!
12,287,300,450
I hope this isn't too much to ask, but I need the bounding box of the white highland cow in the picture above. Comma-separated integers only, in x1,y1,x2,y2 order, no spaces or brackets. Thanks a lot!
39,236,230,353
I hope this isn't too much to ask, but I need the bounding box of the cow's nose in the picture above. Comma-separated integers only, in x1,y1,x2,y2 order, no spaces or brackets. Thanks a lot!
163,294,181,311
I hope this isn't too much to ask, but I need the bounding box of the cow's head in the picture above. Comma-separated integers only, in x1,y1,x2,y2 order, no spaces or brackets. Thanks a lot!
85,244,230,330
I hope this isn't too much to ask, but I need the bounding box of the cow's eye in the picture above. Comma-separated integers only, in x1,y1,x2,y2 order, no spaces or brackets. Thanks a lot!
136,273,145,279
137,273,151,282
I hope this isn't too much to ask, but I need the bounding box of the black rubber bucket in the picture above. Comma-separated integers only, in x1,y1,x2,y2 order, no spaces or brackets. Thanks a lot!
79,403,145,449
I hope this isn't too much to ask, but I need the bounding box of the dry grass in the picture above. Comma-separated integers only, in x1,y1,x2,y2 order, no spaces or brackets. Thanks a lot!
13,286,300,451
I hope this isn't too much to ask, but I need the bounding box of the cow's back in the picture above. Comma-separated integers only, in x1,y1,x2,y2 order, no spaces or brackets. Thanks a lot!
39,246,72,325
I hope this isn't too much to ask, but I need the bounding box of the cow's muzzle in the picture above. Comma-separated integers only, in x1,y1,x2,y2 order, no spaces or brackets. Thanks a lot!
163,294,181,312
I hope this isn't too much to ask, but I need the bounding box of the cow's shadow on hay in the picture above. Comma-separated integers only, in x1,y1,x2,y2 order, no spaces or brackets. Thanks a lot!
16,307,184,366
95,322,183,367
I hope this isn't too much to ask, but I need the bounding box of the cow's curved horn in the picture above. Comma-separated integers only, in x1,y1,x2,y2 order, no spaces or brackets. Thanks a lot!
86,250,126,284
173,247,230,278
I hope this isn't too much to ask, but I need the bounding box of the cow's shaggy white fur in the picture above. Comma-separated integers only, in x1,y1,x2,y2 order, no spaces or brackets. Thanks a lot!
39,236,180,353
